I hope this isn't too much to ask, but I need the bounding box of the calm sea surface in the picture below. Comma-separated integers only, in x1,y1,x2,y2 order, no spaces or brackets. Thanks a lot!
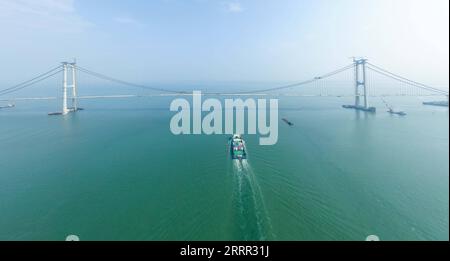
0,95,448,240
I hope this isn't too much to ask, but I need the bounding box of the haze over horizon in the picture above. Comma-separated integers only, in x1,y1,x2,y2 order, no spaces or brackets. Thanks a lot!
0,0,448,89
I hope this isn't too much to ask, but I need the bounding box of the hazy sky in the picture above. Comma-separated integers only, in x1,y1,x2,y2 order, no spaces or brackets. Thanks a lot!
0,0,448,88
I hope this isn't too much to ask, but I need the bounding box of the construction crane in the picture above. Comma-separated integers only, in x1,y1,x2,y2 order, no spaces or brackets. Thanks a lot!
381,97,407,116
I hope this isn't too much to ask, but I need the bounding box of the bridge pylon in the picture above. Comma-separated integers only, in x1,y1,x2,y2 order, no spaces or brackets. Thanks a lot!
60,61,79,115
342,58,376,112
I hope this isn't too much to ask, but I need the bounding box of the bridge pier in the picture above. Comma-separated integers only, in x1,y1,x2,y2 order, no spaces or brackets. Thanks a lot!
343,58,376,113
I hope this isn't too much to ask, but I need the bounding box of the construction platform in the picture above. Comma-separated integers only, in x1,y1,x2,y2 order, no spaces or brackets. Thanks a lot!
342,105,376,113
48,107,83,116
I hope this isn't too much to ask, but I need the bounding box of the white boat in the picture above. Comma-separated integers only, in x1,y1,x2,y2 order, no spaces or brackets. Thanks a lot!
0,103,15,109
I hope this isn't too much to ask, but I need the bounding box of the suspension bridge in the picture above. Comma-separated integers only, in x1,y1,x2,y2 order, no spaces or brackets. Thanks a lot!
0,58,448,115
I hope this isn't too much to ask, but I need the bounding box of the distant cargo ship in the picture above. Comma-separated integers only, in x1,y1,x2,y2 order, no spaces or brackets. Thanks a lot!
423,101,449,107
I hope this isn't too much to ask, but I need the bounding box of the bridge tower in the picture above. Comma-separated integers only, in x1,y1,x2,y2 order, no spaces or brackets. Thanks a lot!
343,58,376,112
61,61,79,115
354,58,368,108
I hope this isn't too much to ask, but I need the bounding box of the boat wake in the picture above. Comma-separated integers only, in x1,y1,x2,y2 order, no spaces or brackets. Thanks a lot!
231,159,273,240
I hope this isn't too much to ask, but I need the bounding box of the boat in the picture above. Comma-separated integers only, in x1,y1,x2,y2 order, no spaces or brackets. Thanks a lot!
282,118,294,126
0,103,15,109
230,134,247,160
423,101,449,107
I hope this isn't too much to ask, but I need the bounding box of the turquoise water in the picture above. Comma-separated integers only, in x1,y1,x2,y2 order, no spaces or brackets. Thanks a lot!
0,96,448,240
